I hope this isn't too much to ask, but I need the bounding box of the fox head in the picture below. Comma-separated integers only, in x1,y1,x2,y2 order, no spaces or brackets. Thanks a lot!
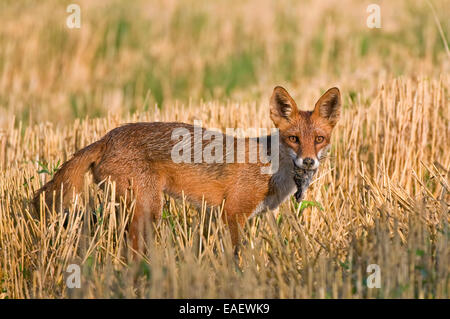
270,86,341,170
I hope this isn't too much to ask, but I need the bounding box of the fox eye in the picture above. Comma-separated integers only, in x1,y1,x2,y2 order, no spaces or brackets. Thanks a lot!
315,136,325,143
288,136,299,143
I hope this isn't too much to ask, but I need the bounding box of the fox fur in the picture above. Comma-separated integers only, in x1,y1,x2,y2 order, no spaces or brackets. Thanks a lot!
33,87,341,250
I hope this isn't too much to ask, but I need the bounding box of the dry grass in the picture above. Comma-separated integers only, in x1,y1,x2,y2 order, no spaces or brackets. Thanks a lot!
1,76,448,298
0,0,449,298
0,0,449,124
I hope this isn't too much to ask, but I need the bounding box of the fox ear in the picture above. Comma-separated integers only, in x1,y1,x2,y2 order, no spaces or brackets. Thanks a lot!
270,86,299,127
313,87,341,128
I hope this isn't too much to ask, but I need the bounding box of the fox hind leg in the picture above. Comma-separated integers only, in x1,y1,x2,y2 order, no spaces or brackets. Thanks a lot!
128,177,164,255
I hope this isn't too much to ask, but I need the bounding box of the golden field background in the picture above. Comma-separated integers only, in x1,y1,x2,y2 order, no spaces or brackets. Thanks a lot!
0,0,449,298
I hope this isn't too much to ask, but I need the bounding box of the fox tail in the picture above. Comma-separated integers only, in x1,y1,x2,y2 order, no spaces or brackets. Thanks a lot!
33,140,105,215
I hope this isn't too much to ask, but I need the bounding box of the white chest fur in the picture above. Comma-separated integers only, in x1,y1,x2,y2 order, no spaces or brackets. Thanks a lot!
250,146,297,218
264,157,297,210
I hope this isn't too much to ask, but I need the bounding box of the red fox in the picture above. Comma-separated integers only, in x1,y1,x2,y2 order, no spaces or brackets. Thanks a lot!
33,87,341,250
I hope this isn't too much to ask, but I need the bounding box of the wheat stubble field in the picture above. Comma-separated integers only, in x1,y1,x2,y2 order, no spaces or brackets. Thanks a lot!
0,0,449,298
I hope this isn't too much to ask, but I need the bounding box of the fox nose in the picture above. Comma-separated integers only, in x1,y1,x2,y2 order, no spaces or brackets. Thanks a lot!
302,158,315,168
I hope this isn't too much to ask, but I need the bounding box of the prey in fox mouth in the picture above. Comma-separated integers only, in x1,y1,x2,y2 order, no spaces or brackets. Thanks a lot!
292,161,317,203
